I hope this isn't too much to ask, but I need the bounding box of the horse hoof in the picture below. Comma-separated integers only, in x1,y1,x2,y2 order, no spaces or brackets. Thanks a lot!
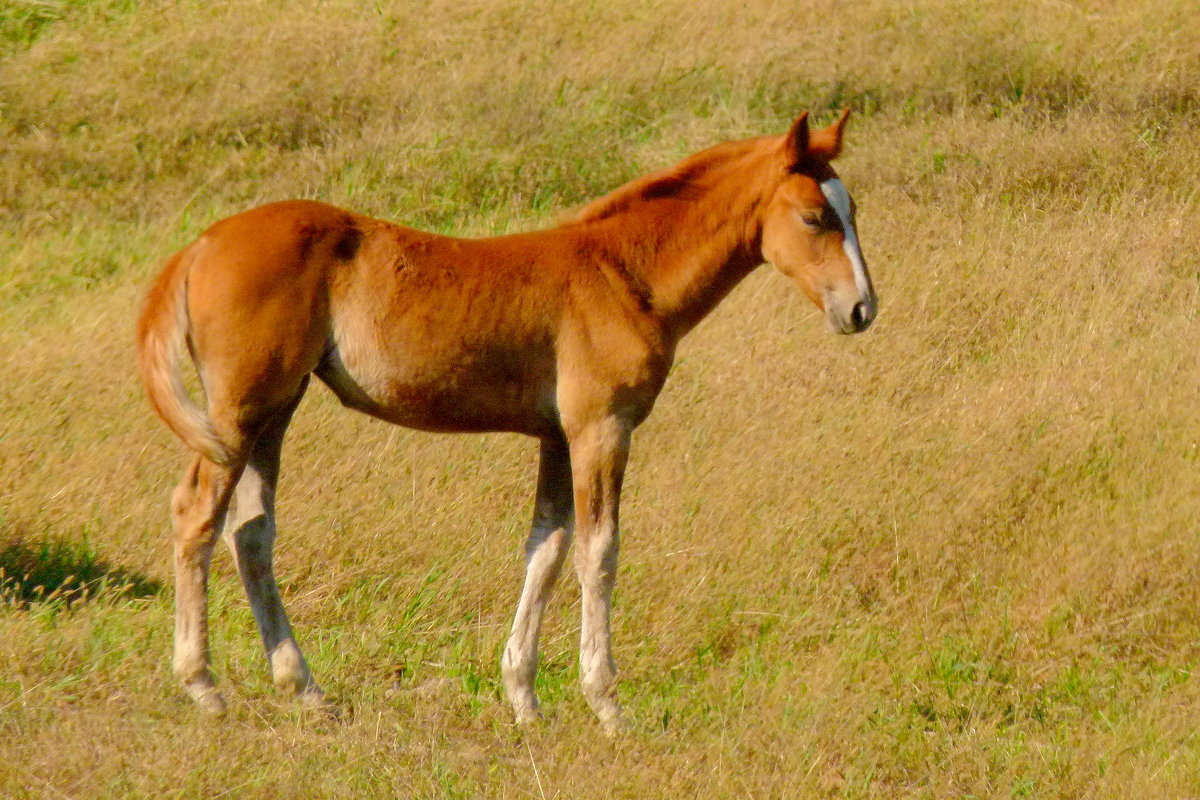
186,684,227,715
297,686,341,719
512,705,542,727
599,710,630,737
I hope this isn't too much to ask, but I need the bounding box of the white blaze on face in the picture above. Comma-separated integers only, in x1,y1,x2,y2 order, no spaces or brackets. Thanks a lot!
819,177,875,306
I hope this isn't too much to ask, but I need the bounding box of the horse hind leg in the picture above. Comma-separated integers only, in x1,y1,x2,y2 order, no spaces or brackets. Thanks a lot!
171,451,244,714
221,379,326,708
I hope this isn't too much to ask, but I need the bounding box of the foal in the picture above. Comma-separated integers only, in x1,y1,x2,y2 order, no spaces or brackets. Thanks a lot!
137,109,876,732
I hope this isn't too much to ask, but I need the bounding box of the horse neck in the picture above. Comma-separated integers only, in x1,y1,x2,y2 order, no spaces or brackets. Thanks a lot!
589,163,773,340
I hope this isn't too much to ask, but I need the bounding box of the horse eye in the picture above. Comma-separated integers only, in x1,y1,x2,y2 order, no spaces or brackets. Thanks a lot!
800,212,821,229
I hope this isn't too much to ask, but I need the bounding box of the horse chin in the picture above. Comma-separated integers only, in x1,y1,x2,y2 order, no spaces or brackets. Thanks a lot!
822,292,852,334
826,309,859,335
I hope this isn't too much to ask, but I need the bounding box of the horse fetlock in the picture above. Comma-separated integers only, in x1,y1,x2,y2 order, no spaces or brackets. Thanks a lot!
173,644,210,679
501,648,541,721
508,693,542,726
580,662,621,725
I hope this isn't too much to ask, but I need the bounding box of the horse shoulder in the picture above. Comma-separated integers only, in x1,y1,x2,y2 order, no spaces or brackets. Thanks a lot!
555,268,673,432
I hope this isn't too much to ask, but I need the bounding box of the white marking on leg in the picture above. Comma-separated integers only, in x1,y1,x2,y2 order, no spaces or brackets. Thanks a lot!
503,525,572,722
575,520,621,731
503,438,573,723
171,458,235,714
225,460,322,702
174,537,225,713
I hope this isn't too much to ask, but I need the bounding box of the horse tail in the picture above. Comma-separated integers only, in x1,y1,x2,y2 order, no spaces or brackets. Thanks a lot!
136,247,233,466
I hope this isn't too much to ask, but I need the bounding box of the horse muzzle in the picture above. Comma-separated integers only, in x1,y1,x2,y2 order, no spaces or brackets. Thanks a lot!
825,289,877,335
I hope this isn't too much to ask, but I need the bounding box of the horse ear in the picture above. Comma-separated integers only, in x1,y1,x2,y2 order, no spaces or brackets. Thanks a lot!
782,111,810,169
808,107,851,162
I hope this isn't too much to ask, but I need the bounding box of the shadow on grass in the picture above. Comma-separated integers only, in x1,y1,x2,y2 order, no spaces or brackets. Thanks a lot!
0,531,161,609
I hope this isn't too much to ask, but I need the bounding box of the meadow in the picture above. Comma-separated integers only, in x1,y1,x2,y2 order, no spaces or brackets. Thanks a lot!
2,0,1199,796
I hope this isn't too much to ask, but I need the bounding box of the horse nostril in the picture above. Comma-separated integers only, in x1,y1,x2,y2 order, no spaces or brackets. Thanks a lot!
850,301,872,331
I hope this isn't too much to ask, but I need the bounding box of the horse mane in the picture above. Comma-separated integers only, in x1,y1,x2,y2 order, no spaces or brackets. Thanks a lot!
565,138,771,226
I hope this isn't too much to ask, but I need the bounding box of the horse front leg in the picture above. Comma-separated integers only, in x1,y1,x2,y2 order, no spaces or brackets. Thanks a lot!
502,436,574,724
568,417,631,735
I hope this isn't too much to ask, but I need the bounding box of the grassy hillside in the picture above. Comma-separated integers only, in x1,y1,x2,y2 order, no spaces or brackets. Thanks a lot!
2,0,1199,796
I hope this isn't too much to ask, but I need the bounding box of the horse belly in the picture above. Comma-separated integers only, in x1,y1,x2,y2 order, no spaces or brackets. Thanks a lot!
318,333,559,436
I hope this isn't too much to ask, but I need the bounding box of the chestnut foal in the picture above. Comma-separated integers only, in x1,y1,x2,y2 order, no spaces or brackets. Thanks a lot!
137,109,876,733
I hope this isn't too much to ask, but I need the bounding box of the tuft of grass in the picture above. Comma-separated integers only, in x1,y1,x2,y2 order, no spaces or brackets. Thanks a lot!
0,528,161,610
0,0,136,55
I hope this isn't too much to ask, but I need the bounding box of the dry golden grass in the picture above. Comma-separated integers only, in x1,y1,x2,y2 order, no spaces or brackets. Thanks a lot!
2,0,1200,796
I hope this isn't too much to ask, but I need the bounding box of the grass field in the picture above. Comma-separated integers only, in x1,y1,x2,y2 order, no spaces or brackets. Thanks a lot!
2,0,1200,796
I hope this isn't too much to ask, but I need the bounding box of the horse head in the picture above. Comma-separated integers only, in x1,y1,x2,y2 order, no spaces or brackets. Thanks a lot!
762,109,877,334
